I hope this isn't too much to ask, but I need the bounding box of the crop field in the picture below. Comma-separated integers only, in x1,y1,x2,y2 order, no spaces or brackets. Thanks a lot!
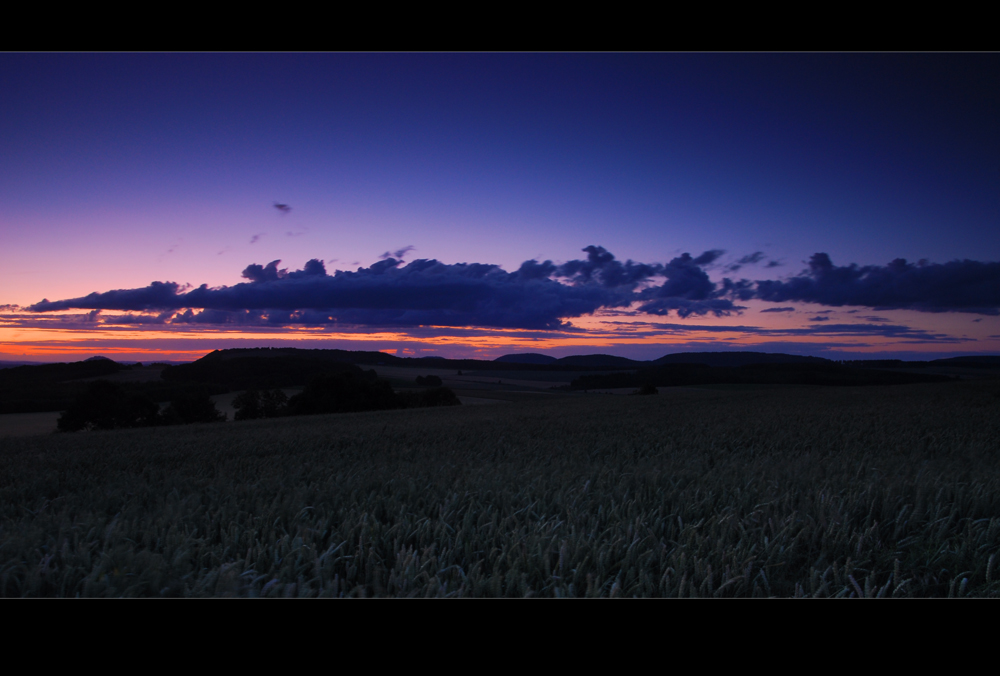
2,380,999,597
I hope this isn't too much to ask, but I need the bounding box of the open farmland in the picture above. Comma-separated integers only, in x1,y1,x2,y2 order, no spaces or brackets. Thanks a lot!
2,380,999,597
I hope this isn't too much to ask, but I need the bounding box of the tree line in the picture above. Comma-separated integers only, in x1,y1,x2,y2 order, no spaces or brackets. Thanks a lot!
57,371,460,431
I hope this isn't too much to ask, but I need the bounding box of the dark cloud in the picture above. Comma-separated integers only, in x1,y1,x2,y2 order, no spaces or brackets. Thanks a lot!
241,260,285,283
249,234,264,245
273,202,291,214
28,247,1000,332
753,253,1000,315
693,249,725,266
30,281,189,313
0,304,20,312
637,251,743,317
552,245,661,289
26,246,731,329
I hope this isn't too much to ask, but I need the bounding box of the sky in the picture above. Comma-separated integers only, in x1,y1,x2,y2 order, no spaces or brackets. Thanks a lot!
2,53,999,363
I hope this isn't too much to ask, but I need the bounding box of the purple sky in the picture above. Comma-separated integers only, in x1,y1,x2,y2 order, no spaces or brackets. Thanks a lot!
2,54,999,362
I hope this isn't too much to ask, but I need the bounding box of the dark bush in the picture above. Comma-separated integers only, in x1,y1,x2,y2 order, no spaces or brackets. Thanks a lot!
415,375,443,387
397,386,461,408
57,380,160,432
418,386,460,407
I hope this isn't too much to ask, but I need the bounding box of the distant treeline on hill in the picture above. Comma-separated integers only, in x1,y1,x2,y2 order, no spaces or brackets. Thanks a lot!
162,351,365,389
3,349,995,414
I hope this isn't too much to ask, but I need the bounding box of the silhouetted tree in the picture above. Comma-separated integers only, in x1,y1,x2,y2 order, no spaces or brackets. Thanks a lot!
161,390,226,425
233,390,263,420
415,375,443,387
260,389,288,417
234,388,289,420
57,380,160,432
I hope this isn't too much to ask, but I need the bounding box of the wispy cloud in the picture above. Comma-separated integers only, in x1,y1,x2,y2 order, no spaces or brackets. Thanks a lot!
725,251,765,273
379,245,416,260
597,320,963,343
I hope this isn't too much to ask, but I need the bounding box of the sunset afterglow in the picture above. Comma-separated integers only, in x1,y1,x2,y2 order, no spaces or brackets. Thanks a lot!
3,54,998,363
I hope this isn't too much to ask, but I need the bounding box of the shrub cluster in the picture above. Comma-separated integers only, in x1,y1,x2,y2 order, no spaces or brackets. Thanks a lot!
285,372,460,416
231,372,461,421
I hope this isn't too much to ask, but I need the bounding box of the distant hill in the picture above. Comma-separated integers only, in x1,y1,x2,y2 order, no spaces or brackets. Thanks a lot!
0,359,122,385
187,348,633,374
494,353,558,365
654,352,831,367
0,359,126,414
0,361,45,370
931,356,1000,368
555,354,643,367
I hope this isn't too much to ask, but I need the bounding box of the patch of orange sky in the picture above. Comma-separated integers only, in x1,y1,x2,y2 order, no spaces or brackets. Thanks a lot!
3,297,997,363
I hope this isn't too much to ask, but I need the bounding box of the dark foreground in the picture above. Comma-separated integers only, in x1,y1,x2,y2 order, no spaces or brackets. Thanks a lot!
2,380,999,597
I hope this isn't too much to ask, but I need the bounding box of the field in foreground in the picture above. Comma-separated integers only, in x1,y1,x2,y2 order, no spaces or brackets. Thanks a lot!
2,381,999,597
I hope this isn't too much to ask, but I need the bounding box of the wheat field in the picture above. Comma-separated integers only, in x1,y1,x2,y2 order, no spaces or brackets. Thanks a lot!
2,380,999,597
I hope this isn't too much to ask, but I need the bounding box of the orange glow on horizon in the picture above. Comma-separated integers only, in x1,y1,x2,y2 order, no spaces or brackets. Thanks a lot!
2,300,997,362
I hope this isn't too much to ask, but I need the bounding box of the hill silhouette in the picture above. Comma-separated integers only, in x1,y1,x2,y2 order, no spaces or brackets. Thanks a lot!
494,353,558,365
555,354,643,367
570,361,955,390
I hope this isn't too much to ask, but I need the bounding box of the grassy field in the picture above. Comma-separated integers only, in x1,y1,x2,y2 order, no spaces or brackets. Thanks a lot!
2,380,999,597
